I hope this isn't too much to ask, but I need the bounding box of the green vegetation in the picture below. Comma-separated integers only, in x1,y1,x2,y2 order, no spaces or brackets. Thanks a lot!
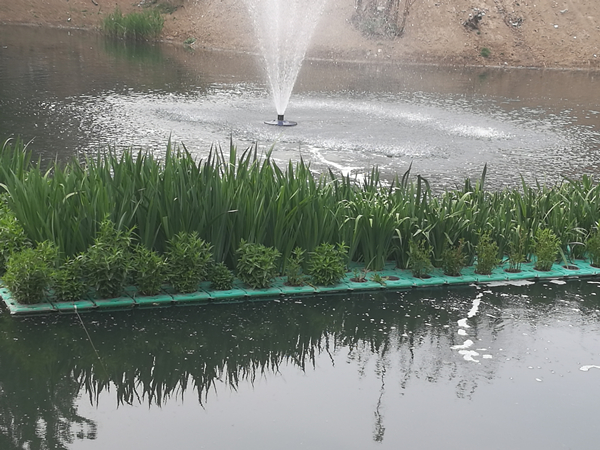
309,242,348,286
166,231,212,293
475,231,500,275
533,228,560,271
408,239,433,278
236,240,280,289
209,262,235,291
102,6,164,41
133,245,166,296
586,227,600,267
480,47,491,58
2,137,600,303
442,240,466,277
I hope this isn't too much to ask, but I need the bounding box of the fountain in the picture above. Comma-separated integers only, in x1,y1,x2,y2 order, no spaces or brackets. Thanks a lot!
241,0,328,126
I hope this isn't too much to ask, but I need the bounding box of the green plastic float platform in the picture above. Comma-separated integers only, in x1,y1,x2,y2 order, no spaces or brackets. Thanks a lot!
1,260,599,316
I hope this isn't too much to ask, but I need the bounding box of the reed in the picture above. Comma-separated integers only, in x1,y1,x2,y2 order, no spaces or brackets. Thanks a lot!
102,6,164,41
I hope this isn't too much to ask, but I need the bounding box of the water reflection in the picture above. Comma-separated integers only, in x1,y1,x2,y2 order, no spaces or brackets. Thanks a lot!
1,282,600,448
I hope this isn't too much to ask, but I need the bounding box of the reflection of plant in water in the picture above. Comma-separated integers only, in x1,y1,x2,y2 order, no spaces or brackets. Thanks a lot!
0,287,501,445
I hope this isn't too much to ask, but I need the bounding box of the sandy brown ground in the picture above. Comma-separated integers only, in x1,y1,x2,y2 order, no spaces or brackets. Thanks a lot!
1,0,599,69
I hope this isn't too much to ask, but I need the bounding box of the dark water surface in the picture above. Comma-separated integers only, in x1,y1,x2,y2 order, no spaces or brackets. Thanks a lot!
2,25,600,450
1,25,600,189
1,280,600,449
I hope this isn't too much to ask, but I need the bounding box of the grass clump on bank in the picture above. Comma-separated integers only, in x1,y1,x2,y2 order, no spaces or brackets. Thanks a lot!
102,6,164,41
2,137,600,303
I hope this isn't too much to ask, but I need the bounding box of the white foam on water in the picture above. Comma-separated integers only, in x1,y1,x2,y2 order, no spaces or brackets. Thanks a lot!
509,279,536,286
458,350,480,363
451,339,474,350
483,354,493,359
458,329,468,336
580,365,600,372
457,318,470,328
550,279,567,285
467,298,481,318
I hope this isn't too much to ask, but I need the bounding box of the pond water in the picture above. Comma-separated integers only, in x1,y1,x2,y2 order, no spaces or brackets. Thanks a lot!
1,25,600,189
2,25,600,449
1,280,600,449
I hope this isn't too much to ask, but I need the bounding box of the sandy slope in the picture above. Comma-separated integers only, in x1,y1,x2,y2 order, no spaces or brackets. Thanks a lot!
1,0,599,69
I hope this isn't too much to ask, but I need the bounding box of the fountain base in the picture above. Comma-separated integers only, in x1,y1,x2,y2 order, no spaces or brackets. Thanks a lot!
264,114,297,127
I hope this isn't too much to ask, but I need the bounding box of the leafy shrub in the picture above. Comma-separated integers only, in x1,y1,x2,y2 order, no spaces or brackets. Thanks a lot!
133,245,166,296
51,255,88,303
166,232,213,293
475,232,500,275
84,219,134,299
0,201,29,273
236,240,280,289
209,262,234,291
534,228,559,271
442,240,465,277
309,242,348,286
480,47,491,58
285,247,306,286
408,240,433,278
4,241,57,304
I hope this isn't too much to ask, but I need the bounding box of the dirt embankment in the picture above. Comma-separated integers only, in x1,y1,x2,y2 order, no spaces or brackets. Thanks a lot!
1,0,599,69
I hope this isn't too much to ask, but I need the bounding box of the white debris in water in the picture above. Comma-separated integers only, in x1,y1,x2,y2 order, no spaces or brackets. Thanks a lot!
550,279,567,285
536,378,543,382
451,339,474,350
580,365,600,372
458,350,480,362
467,298,481,318
458,329,468,336
483,354,493,359
457,318,470,328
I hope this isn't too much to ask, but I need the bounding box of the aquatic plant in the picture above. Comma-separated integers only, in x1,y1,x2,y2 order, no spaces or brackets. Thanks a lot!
533,228,560,271
3,241,57,304
408,239,433,278
236,240,280,289
166,232,212,293
586,227,600,267
442,240,466,277
475,231,500,275
132,245,166,296
209,262,235,291
0,198,29,273
84,219,134,299
285,247,306,286
309,242,348,286
51,255,89,303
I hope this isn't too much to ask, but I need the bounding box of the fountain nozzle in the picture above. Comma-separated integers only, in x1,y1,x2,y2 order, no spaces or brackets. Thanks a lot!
265,114,297,127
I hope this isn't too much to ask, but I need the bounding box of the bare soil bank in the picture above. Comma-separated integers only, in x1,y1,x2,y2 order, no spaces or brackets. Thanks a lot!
1,0,599,69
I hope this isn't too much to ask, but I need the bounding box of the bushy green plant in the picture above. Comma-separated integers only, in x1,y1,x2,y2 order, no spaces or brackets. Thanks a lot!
133,245,166,296
285,247,306,286
408,239,433,278
480,47,491,58
236,240,280,289
442,240,465,277
534,228,560,271
51,255,88,303
102,6,164,41
0,201,29,273
475,232,500,275
309,242,348,286
166,232,213,293
209,262,234,291
3,241,57,304
84,219,134,299
370,272,387,285
585,227,600,267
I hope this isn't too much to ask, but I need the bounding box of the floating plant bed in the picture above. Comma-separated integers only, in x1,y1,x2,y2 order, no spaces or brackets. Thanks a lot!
1,261,597,316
